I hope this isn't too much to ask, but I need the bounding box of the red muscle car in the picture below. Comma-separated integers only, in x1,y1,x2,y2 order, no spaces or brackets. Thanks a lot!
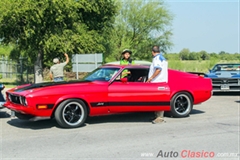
4,65,212,128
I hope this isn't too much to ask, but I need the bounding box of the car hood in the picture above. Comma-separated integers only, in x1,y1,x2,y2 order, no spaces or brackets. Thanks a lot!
7,80,108,96
206,71,240,78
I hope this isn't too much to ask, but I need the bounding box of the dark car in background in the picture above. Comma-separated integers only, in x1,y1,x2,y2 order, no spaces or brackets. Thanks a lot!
205,63,240,92
0,83,5,109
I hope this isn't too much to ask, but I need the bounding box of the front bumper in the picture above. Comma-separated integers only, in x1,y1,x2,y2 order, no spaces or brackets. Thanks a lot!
3,101,53,117
3,101,34,114
211,78,240,92
212,85,240,92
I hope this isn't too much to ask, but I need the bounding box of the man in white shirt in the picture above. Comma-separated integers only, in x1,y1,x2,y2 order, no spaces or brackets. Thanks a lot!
146,45,168,124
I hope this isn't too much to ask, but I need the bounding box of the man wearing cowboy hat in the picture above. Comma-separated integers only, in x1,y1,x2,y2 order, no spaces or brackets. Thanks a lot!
120,49,135,78
120,49,134,65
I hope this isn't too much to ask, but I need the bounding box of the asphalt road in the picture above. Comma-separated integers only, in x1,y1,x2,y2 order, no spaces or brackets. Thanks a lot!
0,93,239,160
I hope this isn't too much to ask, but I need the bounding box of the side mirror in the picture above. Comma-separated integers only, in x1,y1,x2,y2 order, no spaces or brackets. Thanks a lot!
208,69,212,73
120,77,128,83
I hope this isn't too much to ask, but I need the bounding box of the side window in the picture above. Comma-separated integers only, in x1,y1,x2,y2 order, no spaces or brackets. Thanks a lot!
127,69,149,82
114,71,127,81
113,68,149,82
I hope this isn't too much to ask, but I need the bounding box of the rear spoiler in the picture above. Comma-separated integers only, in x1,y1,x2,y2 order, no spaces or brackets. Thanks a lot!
188,72,207,77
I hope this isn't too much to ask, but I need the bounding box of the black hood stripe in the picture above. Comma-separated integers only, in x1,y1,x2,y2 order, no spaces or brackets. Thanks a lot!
15,80,91,92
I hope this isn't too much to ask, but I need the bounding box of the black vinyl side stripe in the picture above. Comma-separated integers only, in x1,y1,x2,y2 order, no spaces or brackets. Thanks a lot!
47,104,54,109
90,101,170,107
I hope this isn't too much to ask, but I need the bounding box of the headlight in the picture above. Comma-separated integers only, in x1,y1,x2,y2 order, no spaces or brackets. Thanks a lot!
22,97,28,106
19,96,23,104
8,94,12,101
20,96,28,106
23,98,28,106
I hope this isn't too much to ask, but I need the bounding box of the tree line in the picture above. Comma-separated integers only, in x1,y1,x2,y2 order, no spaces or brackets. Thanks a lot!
0,0,238,70
0,44,239,62
166,49,240,61
0,0,173,67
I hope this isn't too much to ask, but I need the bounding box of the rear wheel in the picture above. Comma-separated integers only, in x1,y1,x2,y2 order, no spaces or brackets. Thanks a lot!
55,99,87,128
170,92,193,118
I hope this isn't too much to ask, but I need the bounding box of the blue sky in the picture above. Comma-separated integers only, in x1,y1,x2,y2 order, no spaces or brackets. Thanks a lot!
165,0,239,53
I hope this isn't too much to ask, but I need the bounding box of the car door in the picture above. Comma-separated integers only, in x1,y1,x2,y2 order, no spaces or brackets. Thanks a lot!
107,68,171,113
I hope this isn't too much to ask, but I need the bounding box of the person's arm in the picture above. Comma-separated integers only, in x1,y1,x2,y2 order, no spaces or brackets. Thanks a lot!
49,68,53,81
146,68,161,82
49,73,53,81
64,53,69,64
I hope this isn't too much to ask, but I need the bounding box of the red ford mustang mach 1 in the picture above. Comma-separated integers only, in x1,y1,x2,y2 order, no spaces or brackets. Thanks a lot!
4,65,212,128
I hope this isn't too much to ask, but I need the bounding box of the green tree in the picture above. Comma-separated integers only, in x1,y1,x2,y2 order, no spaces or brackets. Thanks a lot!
209,52,219,60
179,48,190,60
0,44,14,57
165,53,179,60
104,0,173,62
188,52,200,60
219,52,230,61
219,51,226,55
199,50,209,60
233,53,240,61
0,0,117,67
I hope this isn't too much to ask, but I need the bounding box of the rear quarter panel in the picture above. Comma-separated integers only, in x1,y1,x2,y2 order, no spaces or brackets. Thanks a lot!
168,70,212,104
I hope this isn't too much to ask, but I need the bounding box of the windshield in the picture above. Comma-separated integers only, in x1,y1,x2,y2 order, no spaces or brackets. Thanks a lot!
212,64,240,72
83,67,120,82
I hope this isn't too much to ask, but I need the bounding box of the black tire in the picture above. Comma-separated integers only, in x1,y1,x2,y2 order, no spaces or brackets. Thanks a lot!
170,92,193,118
54,99,88,128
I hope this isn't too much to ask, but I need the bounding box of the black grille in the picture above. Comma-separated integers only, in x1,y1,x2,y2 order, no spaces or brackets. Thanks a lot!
9,94,21,105
212,78,239,84
227,79,238,84
213,86,240,91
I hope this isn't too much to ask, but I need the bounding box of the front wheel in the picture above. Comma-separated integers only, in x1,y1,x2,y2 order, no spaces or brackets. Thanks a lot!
170,92,193,118
55,99,88,128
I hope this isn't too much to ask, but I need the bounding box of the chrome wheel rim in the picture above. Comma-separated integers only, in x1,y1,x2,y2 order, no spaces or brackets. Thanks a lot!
173,94,191,115
62,102,84,126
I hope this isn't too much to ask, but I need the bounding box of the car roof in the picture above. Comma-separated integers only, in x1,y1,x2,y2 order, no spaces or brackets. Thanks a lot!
101,64,150,69
106,60,152,65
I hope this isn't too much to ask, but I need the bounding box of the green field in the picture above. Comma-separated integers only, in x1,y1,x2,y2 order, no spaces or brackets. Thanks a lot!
168,60,239,72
